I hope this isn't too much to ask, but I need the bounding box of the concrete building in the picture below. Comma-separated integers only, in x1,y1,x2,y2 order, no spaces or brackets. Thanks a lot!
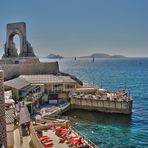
4,74,80,114
0,70,7,147
4,77,44,114
4,77,31,100
20,74,81,100
5,74,80,99
5,109,15,148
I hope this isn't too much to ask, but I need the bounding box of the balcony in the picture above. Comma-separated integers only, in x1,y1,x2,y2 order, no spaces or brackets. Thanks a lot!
24,91,43,102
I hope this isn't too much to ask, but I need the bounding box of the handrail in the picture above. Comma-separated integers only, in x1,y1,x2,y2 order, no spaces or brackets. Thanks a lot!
70,126,99,148
47,114,68,120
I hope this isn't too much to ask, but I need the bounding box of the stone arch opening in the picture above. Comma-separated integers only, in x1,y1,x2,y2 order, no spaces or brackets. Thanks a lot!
7,28,25,57
8,32,22,56
13,34,20,55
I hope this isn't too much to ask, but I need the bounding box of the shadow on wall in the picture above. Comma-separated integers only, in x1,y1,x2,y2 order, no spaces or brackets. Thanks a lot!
64,109,132,126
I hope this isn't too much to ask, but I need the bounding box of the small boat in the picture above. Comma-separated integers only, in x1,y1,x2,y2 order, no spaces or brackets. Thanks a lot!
92,57,95,62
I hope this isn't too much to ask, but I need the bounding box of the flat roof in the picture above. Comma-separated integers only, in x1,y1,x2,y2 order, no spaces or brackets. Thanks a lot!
20,74,76,84
75,87,97,93
4,77,30,90
4,74,76,90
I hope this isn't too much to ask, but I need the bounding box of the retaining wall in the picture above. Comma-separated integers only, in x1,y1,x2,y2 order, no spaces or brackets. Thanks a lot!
71,98,132,114
0,62,59,80
48,103,71,116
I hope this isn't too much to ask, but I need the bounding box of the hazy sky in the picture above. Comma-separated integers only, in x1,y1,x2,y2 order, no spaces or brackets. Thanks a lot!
0,0,148,57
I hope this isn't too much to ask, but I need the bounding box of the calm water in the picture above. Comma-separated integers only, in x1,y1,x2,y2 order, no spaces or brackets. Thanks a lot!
41,58,148,148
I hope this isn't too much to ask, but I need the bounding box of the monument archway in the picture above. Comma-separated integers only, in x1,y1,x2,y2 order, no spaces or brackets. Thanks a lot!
3,22,36,58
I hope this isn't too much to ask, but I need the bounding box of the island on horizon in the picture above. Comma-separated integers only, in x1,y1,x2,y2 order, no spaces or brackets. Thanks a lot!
80,53,126,58
46,54,64,59
45,53,126,59
44,54,148,59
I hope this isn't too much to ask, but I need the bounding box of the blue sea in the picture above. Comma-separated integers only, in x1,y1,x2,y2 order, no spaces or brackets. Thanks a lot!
41,58,148,148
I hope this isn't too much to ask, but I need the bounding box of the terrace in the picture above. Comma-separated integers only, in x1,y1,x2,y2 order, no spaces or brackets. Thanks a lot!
30,119,98,148
70,87,131,102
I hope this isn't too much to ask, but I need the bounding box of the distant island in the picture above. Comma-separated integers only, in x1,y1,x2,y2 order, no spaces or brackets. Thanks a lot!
45,53,126,59
46,54,64,59
80,53,126,58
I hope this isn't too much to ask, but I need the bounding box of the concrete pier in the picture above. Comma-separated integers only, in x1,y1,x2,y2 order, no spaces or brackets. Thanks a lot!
71,98,132,114
70,87,132,114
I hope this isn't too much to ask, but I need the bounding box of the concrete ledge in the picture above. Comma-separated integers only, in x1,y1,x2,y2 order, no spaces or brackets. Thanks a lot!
71,104,132,114
71,98,132,114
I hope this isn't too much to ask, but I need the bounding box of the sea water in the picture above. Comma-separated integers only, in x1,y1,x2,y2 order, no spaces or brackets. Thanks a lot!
41,58,148,148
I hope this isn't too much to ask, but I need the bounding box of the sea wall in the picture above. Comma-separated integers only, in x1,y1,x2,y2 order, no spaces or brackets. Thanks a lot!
48,103,71,116
0,62,59,80
71,98,132,114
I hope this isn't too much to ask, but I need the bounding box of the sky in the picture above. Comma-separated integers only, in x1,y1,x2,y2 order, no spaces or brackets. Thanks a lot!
0,0,148,57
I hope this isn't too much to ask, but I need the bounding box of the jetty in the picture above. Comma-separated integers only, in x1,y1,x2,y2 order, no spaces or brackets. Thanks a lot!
70,87,132,114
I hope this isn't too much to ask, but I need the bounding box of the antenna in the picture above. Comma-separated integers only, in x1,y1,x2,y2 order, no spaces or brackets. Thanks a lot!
100,78,103,88
92,56,95,62
92,75,95,86
124,80,127,91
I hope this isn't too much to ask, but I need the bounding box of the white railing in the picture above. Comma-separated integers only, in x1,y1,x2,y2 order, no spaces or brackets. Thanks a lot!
70,126,99,148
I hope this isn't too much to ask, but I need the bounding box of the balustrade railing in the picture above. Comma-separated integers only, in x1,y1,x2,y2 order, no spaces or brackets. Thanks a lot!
70,126,99,148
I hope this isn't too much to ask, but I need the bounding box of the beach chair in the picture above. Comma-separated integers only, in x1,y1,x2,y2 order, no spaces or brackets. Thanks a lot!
59,137,66,143
42,139,53,143
43,142,53,147
40,136,48,141
67,136,78,140
44,145,53,148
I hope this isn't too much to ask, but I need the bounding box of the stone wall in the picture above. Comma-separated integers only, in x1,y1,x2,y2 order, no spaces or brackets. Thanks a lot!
0,57,40,64
0,62,59,80
71,98,132,114
0,70,7,147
